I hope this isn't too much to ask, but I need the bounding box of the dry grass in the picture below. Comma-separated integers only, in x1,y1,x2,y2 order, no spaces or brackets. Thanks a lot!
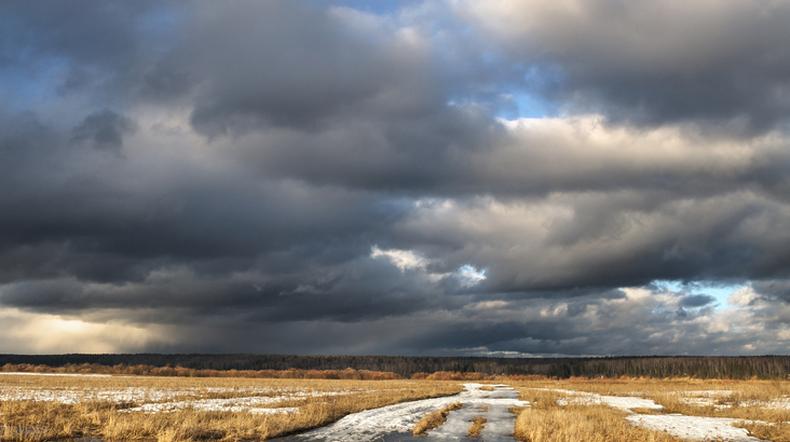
737,422,790,442
508,377,790,424
646,391,790,423
509,378,790,442
478,385,495,391
514,405,683,442
513,390,680,442
467,416,486,438
0,375,462,441
4,374,788,441
412,402,463,436
506,376,789,400
1,363,402,380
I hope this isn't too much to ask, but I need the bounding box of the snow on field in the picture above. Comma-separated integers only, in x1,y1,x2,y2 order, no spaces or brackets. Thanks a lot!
0,381,365,414
748,397,790,409
428,384,527,441
124,396,301,415
539,388,771,441
538,388,664,411
626,414,762,442
299,383,528,442
0,387,201,404
677,391,790,410
297,394,459,441
123,390,353,414
682,390,735,397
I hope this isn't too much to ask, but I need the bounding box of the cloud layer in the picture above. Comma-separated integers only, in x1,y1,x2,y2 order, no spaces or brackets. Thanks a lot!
0,0,788,355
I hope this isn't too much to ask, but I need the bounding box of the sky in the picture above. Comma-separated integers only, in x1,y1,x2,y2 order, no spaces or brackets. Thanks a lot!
0,0,788,356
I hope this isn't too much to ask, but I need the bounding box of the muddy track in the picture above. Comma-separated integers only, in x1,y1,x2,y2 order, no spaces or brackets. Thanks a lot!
290,383,527,442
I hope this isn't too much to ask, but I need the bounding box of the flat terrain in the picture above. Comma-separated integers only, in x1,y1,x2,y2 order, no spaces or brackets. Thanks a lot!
0,372,788,441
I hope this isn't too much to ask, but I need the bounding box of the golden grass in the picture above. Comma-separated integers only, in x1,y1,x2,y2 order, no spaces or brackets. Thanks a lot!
513,390,680,442
467,416,486,438
412,402,463,436
3,374,788,441
507,376,790,401
514,405,683,442
478,385,495,391
1,363,402,380
646,391,790,424
736,422,790,442
508,378,790,442
508,377,790,424
0,375,462,441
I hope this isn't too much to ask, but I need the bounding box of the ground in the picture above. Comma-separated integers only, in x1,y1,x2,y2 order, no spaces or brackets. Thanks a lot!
0,372,787,441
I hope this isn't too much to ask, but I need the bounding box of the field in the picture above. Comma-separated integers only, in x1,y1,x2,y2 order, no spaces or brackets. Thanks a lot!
511,377,790,442
0,372,788,441
0,373,460,441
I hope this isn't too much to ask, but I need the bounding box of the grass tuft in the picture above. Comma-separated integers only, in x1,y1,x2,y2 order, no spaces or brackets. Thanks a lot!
412,402,463,436
468,416,486,438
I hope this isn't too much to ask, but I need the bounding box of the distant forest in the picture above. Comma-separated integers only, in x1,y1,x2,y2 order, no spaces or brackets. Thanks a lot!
0,354,787,379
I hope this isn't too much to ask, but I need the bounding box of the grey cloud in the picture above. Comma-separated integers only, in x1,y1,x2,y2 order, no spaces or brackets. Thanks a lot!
753,279,790,303
72,109,135,150
391,191,790,294
461,0,790,131
680,294,716,308
0,1,788,356
173,2,444,135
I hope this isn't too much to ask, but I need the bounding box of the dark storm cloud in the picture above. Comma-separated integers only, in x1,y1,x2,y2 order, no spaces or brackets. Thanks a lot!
0,0,788,355
0,1,155,65
752,280,790,303
71,109,135,150
680,294,716,308
461,0,790,132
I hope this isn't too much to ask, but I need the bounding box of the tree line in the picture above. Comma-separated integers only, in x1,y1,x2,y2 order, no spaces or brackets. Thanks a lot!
0,354,786,379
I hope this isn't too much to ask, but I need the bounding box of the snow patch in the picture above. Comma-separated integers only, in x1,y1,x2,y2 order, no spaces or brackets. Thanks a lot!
123,390,351,414
537,388,663,411
0,387,202,404
677,391,790,410
538,388,768,441
626,414,762,441
428,384,526,441
300,383,527,442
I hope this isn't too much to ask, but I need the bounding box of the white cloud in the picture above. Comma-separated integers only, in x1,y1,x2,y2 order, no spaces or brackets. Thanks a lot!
455,264,487,287
370,245,429,271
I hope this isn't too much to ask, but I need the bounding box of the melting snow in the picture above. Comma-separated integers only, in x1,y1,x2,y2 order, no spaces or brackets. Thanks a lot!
299,383,527,442
0,387,203,404
538,388,664,411
123,390,352,414
541,388,768,441
677,391,790,410
626,414,762,441
427,384,526,441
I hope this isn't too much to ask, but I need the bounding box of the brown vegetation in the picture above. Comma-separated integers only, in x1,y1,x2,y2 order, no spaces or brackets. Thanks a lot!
3,372,788,441
737,422,790,442
467,416,486,438
0,376,462,441
513,405,682,442
513,389,680,442
2,354,787,379
510,378,790,441
412,402,463,436
509,376,790,424
0,363,401,380
412,371,492,381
